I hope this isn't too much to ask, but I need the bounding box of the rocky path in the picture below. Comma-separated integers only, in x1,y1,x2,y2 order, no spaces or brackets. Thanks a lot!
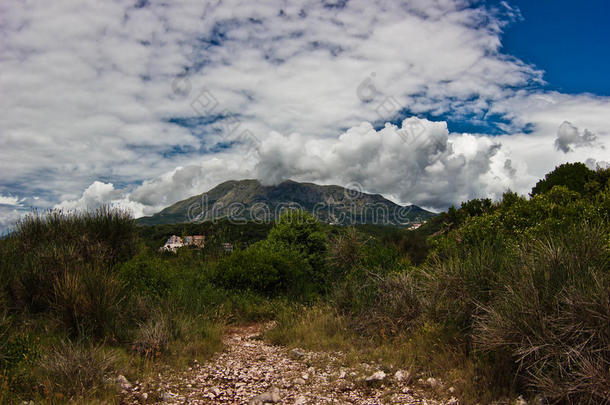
120,323,456,404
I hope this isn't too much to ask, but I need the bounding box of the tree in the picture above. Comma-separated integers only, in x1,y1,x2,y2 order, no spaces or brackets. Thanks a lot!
531,162,593,196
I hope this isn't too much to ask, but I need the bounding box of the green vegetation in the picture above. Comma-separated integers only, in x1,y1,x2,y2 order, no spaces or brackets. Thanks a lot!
268,163,610,404
1,162,608,403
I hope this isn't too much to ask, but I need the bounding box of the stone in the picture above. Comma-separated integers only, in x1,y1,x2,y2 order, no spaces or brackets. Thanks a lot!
294,395,307,405
117,375,132,390
295,378,306,385
338,371,346,379
394,370,410,382
448,386,456,394
515,396,527,405
426,377,440,388
291,348,306,359
249,386,281,404
446,397,459,405
135,392,148,403
365,370,386,382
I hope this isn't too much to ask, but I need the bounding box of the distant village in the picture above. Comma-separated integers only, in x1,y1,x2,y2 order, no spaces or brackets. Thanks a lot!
159,234,233,253
159,221,423,253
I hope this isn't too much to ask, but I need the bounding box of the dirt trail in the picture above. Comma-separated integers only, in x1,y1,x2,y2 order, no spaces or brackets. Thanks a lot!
121,323,451,404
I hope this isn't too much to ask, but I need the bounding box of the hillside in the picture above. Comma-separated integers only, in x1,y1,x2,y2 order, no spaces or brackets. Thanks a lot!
137,179,436,226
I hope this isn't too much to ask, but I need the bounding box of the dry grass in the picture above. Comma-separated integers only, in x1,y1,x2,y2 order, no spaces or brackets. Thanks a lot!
37,341,118,401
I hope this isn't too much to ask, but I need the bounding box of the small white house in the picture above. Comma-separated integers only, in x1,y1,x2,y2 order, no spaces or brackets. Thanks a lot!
159,234,205,253
159,235,184,252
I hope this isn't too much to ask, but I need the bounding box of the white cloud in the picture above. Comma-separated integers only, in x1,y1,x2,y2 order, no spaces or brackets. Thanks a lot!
0,195,21,206
554,121,600,153
54,181,148,218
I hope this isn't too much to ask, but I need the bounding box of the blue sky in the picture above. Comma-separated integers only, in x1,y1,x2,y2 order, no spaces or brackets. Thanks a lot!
499,0,610,95
1,0,609,231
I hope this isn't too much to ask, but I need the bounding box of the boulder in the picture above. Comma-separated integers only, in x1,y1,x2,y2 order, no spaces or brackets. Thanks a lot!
249,386,281,405
365,370,386,383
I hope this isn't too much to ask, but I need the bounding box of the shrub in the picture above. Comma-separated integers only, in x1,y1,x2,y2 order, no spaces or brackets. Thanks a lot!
118,250,173,299
52,266,126,340
327,226,364,273
132,312,172,359
215,239,312,297
474,223,610,403
3,207,137,314
267,210,328,272
38,341,117,400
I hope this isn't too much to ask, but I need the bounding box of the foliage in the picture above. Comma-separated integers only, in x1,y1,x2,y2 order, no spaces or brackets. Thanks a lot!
267,209,328,271
38,341,117,400
530,161,609,197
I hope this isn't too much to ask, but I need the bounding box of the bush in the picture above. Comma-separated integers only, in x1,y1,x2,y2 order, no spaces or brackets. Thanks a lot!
474,223,610,403
38,341,117,400
267,209,328,273
2,207,137,314
132,312,172,359
53,265,126,340
215,239,312,297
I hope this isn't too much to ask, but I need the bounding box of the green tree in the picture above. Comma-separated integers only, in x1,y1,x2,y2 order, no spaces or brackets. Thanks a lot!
267,209,328,270
531,162,593,196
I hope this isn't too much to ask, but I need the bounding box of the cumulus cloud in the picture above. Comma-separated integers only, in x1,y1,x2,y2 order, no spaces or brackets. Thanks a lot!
554,121,600,153
54,181,148,218
254,118,515,210
585,158,610,170
0,195,22,206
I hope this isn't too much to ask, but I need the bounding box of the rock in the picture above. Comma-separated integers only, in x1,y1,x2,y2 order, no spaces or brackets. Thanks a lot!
515,396,527,405
365,370,386,383
446,397,459,405
338,371,346,379
249,386,281,404
135,392,148,403
394,370,410,382
448,386,456,394
117,375,132,390
294,395,307,404
426,377,440,388
295,378,306,385
301,373,309,380
291,348,306,359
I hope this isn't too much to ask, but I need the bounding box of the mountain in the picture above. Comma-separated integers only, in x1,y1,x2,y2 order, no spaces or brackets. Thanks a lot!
137,179,436,226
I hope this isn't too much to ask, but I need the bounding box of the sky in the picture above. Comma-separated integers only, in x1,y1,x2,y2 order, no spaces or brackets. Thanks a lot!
1,0,609,232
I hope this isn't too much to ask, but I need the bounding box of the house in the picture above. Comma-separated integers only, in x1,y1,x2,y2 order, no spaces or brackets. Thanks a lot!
221,242,234,252
408,222,422,230
160,234,205,252
191,235,205,247
159,235,184,252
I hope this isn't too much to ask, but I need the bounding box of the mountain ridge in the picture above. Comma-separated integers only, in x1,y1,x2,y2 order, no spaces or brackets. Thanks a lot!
137,179,436,226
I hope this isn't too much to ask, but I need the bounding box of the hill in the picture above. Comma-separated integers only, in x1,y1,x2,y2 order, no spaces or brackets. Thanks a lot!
137,179,436,226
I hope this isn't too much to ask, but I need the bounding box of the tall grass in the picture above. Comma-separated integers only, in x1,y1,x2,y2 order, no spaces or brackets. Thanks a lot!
474,224,610,403
3,207,137,314
38,341,118,400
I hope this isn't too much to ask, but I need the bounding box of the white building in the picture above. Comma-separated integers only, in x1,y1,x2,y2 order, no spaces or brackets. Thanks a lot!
159,235,184,252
